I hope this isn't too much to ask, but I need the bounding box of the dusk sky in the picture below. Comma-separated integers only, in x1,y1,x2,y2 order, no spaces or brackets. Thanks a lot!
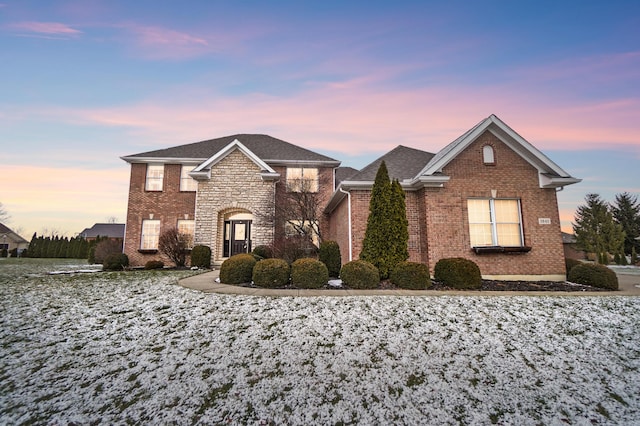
1,1,639,239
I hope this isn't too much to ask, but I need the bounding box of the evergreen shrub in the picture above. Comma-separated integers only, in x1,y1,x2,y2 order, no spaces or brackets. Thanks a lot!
390,261,431,290
434,257,482,290
568,263,618,290
565,258,582,275
253,245,273,259
252,258,290,288
145,260,164,270
319,240,341,277
190,245,211,269
291,258,329,289
220,253,257,284
340,260,379,289
103,253,129,271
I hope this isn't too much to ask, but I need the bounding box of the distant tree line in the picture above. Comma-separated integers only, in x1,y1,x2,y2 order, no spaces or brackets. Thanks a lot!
24,233,121,262
573,192,640,264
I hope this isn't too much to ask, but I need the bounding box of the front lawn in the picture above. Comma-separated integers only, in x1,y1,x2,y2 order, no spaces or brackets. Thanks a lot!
1,259,639,424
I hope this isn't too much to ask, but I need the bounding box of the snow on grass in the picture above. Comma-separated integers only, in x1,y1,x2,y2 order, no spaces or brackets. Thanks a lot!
1,260,639,425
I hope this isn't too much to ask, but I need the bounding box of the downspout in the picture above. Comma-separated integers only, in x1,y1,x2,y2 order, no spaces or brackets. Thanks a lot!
339,187,353,261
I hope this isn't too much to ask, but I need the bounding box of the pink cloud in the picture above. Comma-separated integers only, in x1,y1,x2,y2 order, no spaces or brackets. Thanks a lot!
10,21,82,36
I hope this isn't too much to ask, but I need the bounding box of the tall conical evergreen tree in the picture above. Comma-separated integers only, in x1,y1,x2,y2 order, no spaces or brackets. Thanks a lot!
360,162,409,279
573,193,625,263
389,178,409,266
612,192,640,255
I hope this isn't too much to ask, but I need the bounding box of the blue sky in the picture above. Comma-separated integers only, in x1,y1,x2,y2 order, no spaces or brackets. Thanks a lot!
1,0,639,238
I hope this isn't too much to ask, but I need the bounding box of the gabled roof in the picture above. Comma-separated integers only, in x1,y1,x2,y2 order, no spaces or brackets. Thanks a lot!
0,223,29,244
334,167,359,188
411,114,581,189
190,139,279,181
79,223,125,239
346,145,436,183
121,134,340,167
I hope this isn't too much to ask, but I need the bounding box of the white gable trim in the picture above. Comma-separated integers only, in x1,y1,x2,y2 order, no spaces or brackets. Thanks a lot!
189,139,277,180
414,114,580,188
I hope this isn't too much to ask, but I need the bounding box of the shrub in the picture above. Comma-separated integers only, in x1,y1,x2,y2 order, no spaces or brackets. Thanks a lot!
94,239,124,265
253,245,273,259
434,257,482,290
340,260,379,289
390,261,431,290
272,235,318,264
319,240,341,278
103,253,129,271
565,258,582,275
1,248,7,258
291,258,329,289
158,227,189,267
568,263,618,290
145,260,164,270
190,245,211,269
252,258,290,288
219,253,257,284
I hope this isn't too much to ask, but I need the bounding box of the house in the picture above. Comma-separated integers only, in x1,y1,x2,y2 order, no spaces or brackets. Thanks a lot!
0,223,29,256
121,114,580,280
78,223,126,242
562,232,584,260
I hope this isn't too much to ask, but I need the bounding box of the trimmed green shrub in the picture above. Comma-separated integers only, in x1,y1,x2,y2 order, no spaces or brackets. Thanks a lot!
434,257,482,290
565,258,582,275
219,253,257,284
319,240,342,278
103,253,129,271
253,245,273,259
252,258,290,288
390,261,431,290
190,245,211,269
340,260,380,289
291,258,329,289
145,260,164,270
568,263,618,290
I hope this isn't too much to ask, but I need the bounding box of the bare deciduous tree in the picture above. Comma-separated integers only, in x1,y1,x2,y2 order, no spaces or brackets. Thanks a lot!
158,227,189,267
0,202,10,223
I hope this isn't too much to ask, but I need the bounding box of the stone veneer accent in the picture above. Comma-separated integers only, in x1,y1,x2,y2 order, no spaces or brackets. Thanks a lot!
194,149,275,264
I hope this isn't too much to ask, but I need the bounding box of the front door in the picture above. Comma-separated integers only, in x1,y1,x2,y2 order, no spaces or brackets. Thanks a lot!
223,220,252,257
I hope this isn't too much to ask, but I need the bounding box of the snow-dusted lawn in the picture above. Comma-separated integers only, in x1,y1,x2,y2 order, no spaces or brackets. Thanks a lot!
1,259,639,425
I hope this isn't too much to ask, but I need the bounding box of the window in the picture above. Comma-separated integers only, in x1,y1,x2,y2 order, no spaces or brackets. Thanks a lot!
180,165,198,192
145,164,164,191
467,199,523,247
482,145,495,165
286,168,318,192
177,219,195,248
285,219,320,247
141,220,161,250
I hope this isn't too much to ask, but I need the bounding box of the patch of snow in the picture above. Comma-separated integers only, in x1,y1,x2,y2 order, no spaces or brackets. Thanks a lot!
328,279,343,288
1,260,639,425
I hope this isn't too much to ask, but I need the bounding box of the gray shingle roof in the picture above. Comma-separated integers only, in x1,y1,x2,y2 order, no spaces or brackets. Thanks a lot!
122,134,339,164
345,145,436,182
334,167,359,187
79,223,125,239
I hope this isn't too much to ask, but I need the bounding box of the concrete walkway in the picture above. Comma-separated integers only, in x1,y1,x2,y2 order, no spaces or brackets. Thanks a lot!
179,269,640,297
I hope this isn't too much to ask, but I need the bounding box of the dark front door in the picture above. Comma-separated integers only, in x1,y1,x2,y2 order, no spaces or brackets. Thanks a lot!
223,220,252,257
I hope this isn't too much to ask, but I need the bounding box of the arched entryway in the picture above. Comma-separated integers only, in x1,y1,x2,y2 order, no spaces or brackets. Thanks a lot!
222,211,253,257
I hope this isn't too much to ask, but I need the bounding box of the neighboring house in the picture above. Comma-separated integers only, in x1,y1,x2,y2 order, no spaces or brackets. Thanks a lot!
562,232,584,260
121,114,581,280
0,223,29,255
78,223,126,242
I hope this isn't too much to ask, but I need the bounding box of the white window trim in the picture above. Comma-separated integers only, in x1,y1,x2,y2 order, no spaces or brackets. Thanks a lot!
468,198,524,247
180,165,198,192
145,164,164,191
286,167,319,192
140,219,161,250
177,219,195,248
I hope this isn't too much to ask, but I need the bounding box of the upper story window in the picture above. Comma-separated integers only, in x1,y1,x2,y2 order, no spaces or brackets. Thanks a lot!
141,219,161,250
286,167,318,192
177,219,195,248
145,164,164,191
180,165,198,192
467,199,523,247
482,145,495,165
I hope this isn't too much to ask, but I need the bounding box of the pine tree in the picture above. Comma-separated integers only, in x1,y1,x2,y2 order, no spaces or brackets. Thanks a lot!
612,192,640,255
573,193,625,263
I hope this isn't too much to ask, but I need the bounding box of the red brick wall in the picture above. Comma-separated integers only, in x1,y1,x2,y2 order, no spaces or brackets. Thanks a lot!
124,163,196,267
423,131,566,277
